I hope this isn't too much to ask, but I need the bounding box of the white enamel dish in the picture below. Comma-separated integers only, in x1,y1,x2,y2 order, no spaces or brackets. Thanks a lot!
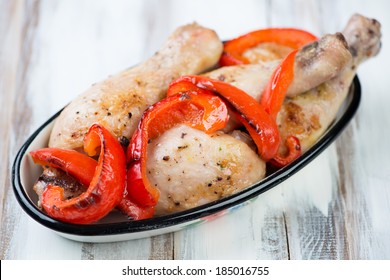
12,77,361,243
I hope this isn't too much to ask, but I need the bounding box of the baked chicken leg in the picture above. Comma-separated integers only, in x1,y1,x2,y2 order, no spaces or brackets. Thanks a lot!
49,23,223,150
278,14,381,153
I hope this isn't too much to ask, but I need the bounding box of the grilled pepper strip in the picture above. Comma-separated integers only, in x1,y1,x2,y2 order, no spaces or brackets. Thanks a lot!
220,28,317,66
270,136,301,167
30,148,97,187
30,148,153,220
168,75,280,161
41,124,126,224
117,196,156,220
260,50,298,118
125,91,229,208
260,50,302,166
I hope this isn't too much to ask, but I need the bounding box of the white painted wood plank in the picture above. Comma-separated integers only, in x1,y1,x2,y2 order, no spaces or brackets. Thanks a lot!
0,1,23,250
322,0,390,259
335,0,390,259
3,0,190,260
1,0,85,260
257,0,390,260
264,0,347,259
1,0,160,260
28,0,148,123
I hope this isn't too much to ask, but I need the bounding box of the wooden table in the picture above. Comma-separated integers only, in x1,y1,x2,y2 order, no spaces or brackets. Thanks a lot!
1,0,389,260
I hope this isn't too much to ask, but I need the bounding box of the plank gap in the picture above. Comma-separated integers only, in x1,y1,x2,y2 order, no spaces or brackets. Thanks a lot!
81,243,95,260
148,233,174,260
282,212,291,260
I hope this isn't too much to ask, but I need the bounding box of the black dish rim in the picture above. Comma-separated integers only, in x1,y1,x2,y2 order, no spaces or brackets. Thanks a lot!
12,76,361,237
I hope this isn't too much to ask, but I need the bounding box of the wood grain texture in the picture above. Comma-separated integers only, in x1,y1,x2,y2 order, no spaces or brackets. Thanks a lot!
1,0,40,259
1,0,389,260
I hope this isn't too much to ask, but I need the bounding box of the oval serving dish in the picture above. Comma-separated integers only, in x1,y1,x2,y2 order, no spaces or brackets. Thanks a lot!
12,77,360,243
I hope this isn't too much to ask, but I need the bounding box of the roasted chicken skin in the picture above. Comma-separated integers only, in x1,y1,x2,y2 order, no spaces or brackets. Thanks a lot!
49,23,223,150
147,125,265,215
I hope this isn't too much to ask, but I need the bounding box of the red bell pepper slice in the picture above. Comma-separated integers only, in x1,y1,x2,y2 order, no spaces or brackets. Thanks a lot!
220,28,317,66
220,27,314,166
270,136,301,167
168,75,280,161
40,124,126,224
260,50,302,166
30,148,97,187
125,91,229,208
260,50,298,118
31,147,153,221
117,199,155,221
